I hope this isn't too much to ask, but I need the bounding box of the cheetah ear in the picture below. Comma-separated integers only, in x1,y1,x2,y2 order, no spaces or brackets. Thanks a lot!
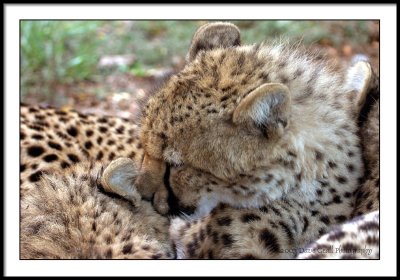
187,22,241,62
233,83,290,138
346,58,373,115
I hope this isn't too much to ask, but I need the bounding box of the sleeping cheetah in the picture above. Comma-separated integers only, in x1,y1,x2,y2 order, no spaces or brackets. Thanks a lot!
20,22,378,259
20,105,173,259
134,22,377,258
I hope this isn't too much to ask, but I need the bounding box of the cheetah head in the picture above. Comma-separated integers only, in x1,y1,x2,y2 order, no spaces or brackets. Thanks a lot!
135,22,373,214
136,22,292,201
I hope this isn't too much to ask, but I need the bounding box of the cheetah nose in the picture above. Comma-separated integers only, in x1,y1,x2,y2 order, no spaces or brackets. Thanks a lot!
135,153,166,199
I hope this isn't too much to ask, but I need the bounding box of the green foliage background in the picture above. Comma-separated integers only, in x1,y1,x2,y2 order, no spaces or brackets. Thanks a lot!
21,20,374,99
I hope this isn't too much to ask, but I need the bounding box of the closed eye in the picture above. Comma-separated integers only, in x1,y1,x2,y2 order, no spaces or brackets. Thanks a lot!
167,160,183,168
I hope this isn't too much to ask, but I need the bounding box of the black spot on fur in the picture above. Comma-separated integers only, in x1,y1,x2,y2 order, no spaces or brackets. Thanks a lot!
32,134,44,140
328,161,337,168
80,174,89,181
320,216,330,225
108,152,115,161
277,178,285,186
319,180,329,188
315,150,324,161
67,154,80,163
96,151,104,160
60,161,70,169
86,130,94,137
98,117,108,123
280,75,288,84
259,229,280,253
220,95,229,102
105,249,113,259
99,126,108,133
151,253,162,259
28,124,44,131
366,236,379,245
336,176,348,184
43,154,58,162
358,221,379,232
217,216,232,226
104,235,112,245
334,215,347,223
342,243,360,252
288,151,297,158
20,164,26,172
116,126,125,134
344,192,352,198
264,174,274,184
294,68,304,77
27,146,45,157
141,245,150,251
67,126,78,137
347,164,355,172
48,141,62,151
29,171,43,182
122,243,133,254
211,232,219,244
83,141,93,150
333,195,343,204
241,213,261,223
221,234,234,247
327,230,346,241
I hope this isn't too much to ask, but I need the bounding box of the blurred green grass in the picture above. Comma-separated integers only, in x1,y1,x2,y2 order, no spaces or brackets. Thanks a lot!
20,20,375,100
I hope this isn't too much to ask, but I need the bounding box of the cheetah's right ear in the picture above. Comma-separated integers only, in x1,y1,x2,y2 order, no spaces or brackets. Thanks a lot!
233,83,291,138
186,22,241,63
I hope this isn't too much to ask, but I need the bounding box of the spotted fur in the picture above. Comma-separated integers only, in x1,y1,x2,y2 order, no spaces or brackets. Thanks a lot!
20,22,379,259
20,105,174,259
296,211,379,259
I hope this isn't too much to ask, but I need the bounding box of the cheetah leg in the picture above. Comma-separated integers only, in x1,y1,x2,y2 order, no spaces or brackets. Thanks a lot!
102,157,142,207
